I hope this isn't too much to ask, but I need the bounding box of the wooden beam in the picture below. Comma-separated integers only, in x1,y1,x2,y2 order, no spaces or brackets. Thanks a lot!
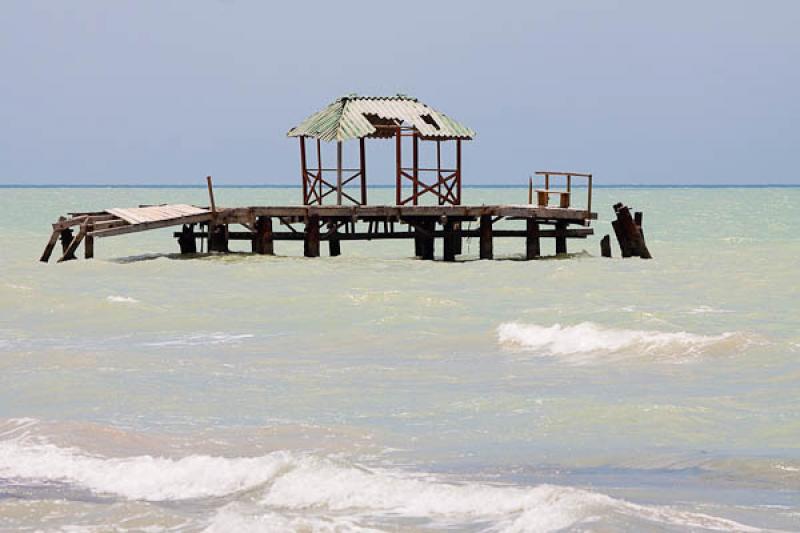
443,220,456,262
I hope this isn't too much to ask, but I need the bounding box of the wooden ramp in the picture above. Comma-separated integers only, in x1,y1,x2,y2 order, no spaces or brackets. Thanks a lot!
40,204,212,262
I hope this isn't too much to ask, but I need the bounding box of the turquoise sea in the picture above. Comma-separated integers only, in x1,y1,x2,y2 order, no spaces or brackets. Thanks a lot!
0,186,798,531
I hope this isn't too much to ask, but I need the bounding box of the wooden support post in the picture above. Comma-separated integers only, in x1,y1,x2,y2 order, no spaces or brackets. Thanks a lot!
528,176,533,204
612,203,652,259
336,140,343,206
443,220,456,262
525,219,540,260
253,217,274,255
414,220,423,257
555,221,568,255
40,230,60,262
436,140,442,205
209,224,229,252
600,234,612,258
57,225,86,263
317,139,323,204
300,136,308,204
421,219,435,260
359,137,367,205
395,126,402,205
328,222,341,256
455,139,462,205
304,215,320,257
479,215,493,260
453,222,463,255
84,221,94,259
412,131,419,205
177,224,197,254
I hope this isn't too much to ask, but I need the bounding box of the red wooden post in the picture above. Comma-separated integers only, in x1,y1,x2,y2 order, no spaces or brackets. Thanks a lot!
359,137,367,205
436,139,442,205
456,139,462,205
412,131,419,205
395,126,402,205
299,136,308,204
316,138,323,204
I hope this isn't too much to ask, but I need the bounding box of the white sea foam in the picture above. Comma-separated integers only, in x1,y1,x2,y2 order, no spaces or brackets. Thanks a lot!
107,295,139,304
144,333,255,347
497,322,745,364
0,439,292,500
0,439,760,532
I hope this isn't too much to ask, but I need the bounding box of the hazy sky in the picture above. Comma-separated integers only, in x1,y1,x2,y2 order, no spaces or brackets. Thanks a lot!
1,1,798,185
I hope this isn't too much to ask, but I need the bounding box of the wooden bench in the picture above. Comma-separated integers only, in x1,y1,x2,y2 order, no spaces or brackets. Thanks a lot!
535,189,571,208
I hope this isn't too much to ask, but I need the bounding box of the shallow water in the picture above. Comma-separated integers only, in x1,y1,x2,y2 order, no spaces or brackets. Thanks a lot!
0,186,798,531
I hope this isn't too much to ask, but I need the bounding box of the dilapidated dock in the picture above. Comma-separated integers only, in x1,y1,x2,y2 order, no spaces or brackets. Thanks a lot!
40,94,600,263
41,202,596,263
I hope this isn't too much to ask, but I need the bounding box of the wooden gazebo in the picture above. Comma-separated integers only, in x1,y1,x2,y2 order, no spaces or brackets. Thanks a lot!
288,94,475,206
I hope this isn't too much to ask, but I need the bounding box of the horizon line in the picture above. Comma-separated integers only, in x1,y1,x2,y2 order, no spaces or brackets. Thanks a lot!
1,183,800,189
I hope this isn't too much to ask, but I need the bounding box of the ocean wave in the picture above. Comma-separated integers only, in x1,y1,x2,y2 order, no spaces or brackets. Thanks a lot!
143,333,255,347
0,438,292,500
496,322,749,364
0,438,761,532
106,295,139,304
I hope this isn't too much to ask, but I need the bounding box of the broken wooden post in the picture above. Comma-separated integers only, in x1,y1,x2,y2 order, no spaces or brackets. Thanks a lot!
611,203,652,259
525,219,540,259
443,220,457,262
177,224,197,254
555,221,568,255
328,222,341,257
479,215,493,260
600,234,612,258
253,216,274,255
304,214,320,257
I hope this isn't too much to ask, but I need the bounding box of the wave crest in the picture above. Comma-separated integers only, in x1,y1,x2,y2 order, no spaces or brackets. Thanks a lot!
497,322,749,364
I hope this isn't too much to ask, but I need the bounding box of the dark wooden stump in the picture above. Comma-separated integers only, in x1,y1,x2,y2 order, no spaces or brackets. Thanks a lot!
304,215,320,257
479,215,493,260
525,219,540,260
253,217,274,255
177,224,197,254
600,234,612,257
611,203,652,259
453,222,463,255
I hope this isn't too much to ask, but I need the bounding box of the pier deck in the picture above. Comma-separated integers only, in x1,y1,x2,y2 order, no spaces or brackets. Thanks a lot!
41,204,596,263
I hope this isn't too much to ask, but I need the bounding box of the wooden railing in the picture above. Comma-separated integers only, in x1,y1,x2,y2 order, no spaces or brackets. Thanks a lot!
528,171,593,213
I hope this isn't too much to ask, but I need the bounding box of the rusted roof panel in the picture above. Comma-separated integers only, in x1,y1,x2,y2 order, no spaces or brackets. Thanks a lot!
288,94,475,142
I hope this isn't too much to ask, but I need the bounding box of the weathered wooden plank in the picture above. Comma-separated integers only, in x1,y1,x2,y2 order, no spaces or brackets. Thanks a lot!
90,212,213,238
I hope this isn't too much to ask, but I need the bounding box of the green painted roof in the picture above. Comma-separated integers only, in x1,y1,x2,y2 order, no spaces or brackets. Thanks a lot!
288,94,475,142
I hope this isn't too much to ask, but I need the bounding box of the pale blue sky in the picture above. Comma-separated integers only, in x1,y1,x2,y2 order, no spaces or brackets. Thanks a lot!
1,1,798,185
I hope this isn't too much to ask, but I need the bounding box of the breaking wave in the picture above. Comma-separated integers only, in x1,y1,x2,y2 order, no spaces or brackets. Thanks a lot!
0,433,760,532
497,322,750,364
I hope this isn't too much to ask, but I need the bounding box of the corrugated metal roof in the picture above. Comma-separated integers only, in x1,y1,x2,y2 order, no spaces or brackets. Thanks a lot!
288,94,475,142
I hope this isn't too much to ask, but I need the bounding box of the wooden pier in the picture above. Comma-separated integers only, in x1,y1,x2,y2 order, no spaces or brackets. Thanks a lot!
39,95,601,263
40,203,596,263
